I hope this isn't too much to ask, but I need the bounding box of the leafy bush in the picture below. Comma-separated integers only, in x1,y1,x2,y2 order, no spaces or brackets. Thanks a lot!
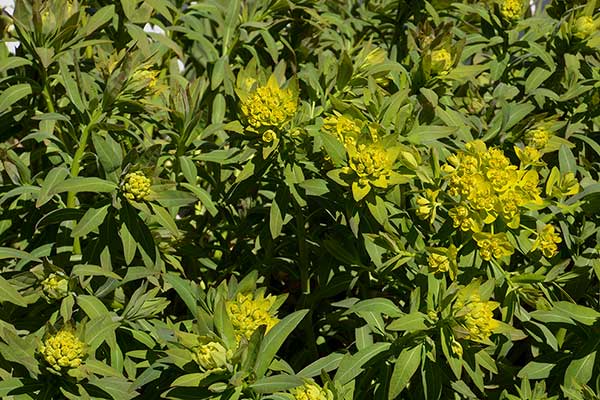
1,0,600,399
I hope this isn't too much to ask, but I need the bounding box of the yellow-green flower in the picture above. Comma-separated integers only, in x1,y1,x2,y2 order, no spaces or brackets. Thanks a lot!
122,171,151,201
573,16,596,40
322,114,363,147
525,127,551,149
39,329,86,371
457,294,499,342
192,339,230,371
428,244,458,279
262,129,277,143
41,273,69,300
226,292,279,341
290,380,334,400
500,0,523,21
449,205,480,232
532,224,562,258
430,49,452,75
415,189,441,224
240,75,297,130
473,232,514,261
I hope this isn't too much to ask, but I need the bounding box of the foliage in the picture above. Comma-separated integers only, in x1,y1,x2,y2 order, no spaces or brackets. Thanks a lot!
0,0,600,398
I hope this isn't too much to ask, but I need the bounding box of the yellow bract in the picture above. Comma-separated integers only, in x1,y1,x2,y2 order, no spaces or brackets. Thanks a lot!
473,232,514,261
39,329,85,371
431,49,452,75
123,171,151,201
454,291,499,343
240,76,297,129
192,339,230,371
290,380,334,400
322,114,364,147
226,293,279,341
573,16,596,39
415,189,441,224
500,0,522,21
532,224,562,258
442,140,542,229
41,273,68,300
428,245,458,279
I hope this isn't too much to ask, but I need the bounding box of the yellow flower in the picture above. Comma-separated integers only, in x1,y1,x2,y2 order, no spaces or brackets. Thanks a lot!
415,189,441,224
515,145,542,166
449,205,480,232
240,75,297,129
290,380,334,400
39,329,86,371
192,339,230,371
428,245,458,279
430,49,452,75
525,127,551,149
573,16,596,40
458,295,499,342
322,114,363,146
532,224,562,258
122,171,151,201
226,292,279,341
262,129,277,143
41,273,69,300
500,0,523,21
473,232,514,261
450,337,463,357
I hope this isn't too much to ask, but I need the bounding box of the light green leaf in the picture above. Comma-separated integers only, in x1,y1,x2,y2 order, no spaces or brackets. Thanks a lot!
388,344,422,399
71,205,110,238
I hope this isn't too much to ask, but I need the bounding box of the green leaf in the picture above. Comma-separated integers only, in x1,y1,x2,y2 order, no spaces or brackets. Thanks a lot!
337,51,353,90
254,309,309,378
181,183,218,216
299,179,329,196
525,67,553,93
297,353,345,378
387,312,429,332
71,205,110,238
71,264,121,280
77,295,110,318
517,361,555,379
249,375,304,393
320,132,346,166
269,198,283,239
164,273,199,317
84,5,115,36
0,276,27,307
346,298,402,318
558,145,577,174
564,351,596,388
333,342,390,385
388,344,422,399
146,190,197,208
171,372,210,387
92,133,122,175
553,302,600,325
53,178,117,194
0,83,32,113
36,167,69,207
0,57,32,73
151,204,179,236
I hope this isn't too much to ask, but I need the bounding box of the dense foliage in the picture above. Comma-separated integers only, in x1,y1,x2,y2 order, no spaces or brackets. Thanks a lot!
1,0,600,399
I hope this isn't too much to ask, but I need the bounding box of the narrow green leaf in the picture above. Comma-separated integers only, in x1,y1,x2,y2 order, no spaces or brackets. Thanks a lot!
388,344,422,399
249,375,304,393
71,205,110,238
36,167,69,207
0,83,32,112
53,178,117,194
334,342,390,385
0,276,27,307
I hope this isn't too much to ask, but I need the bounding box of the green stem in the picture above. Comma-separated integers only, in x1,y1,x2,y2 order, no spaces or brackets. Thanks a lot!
67,118,95,254
295,202,309,294
42,81,55,113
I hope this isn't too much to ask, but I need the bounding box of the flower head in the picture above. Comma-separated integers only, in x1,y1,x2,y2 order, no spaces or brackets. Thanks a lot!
573,16,596,40
525,127,551,149
41,273,69,300
532,224,562,258
39,329,86,371
322,114,363,146
415,189,441,224
453,289,499,343
192,338,230,371
226,292,279,342
240,75,297,130
473,232,514,261
122,171,151,201
500,0,523,21
290,380,334,400
428,244,458,279
430,49,452,75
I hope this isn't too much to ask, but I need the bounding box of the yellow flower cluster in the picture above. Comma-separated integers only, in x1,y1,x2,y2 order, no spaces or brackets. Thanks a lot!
443,140,542,229
290,380,334,400
41,273,69,300
39,329,85,371
525,127,551,149
473,232,514,261
428,245,458,278
192,339,230,371
500,0,522,21
225,292,279,341
454,293,499,342
430,49,452,75
322,114,364,146
573,16,596,40
416,189,441,224
240,76,297,129
532,224,562,258
123,171,151,201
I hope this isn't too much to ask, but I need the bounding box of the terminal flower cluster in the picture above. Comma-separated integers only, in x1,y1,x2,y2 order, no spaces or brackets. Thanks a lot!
225,292,279,341
500,0,522,21
442,140,542,230
240,76,297,130
41,272,69,300
39,329,85,371
454,291,499,342
532,224,562,258
290,380,334,400
192,338,230,372
122,171,151,201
